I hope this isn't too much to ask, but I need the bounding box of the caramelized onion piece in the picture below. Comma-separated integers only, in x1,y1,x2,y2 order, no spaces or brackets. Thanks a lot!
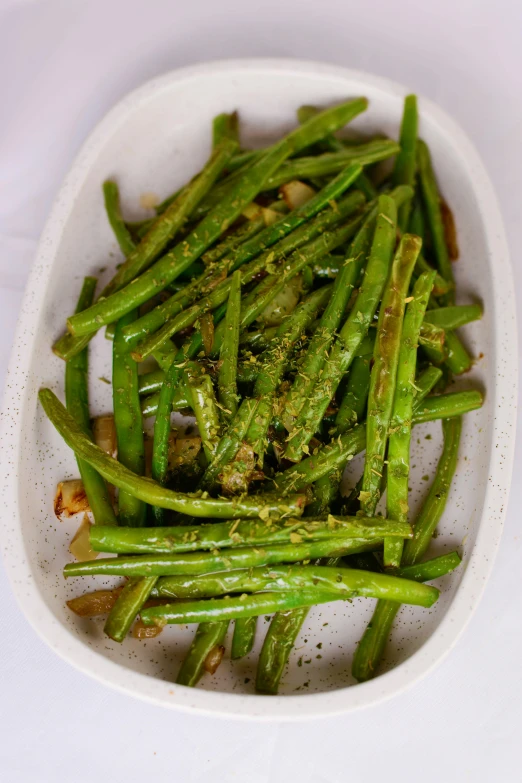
69,515,99,562
280,180,316,210
54,479,90,519
67,587,124,616
204,644,225,674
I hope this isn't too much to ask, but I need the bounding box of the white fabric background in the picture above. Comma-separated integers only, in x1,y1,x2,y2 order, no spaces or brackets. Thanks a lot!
1,1,521,781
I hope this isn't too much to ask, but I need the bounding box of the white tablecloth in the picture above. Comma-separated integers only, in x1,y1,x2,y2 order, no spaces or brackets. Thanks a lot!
1,1,521,781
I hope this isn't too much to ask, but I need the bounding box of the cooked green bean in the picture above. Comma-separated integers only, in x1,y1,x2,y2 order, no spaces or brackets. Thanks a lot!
64,536,382,579
103,181,136,257
284,193,399,462
123,174,364,353
218,269,241,421
385,270,435,567
424,304,482,330
39,389,306,518
231,617,257,659
67,99,368,338
65,277,117,526
151,564,438,608
352,416,462,681
90,513,411,555
417,139,454,293
104,575,158,643
112,309,146,527
177,621,230,686
392,95,418,231
275,390,482,492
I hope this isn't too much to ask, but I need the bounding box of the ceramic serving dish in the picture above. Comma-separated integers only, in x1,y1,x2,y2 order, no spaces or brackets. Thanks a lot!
0,59,516,719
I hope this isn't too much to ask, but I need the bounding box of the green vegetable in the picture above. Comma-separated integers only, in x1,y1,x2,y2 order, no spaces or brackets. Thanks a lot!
104,575,157,643
103,181,136,257
275,390,482,492
352,416,462,681
66,99,369,338
123,175,365,355
112,309,146,527
424,304,482,331
218,270,241,421
392,95,418,231
417,139,454,294
360,234,421,517
212,111,239,146
385,270,435,567
231,617,257,659
177,621,229,686
90,513,411,555
65,277,117,526
284,193,399,462
63,536,383,579
183,363,221,463
39,389,306,519
152,564,439,607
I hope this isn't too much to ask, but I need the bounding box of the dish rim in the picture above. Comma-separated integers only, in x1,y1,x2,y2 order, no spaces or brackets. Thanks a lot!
0,58,516,720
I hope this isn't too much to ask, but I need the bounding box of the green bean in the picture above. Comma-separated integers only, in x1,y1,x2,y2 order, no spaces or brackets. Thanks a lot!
306,472,342,517
403,417,462,565
199,398,259,491
151,564,438,608
352,416,462,680
103,181,136,257
53,140,236,361
212,111,239,146
150,357,183,524
65,277,117,526
138,369,166,396
262,140,399,189
246,284,334,464
396,550,462,582
283,206,376,428
209,217,364,365
113,309,146,527
142,567,439,628
140,387,191,418
63,536,382,579
104,575,158,643
334,339,374,435
177,620,230,687
103,139,238,296
392,95,418,231
385,270,435,567
67,99,368,338
143,590,344,627
231,617,257,659
413,365,444,400
183,363,221,463
90,513,410,555
417,139,454,293
444,330,472,374
284,193,399,462
39,389,306,519
218,270,241,421
256,607,309,694
360,234,421,517
424,304,482,331
122,172,364,351
201,212,265,267
275,390,482,492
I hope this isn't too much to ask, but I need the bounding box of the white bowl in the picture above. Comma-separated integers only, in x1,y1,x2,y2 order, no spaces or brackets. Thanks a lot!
0,59,516,720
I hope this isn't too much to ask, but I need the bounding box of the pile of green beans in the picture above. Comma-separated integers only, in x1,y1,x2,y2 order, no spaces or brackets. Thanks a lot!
43,97,483,694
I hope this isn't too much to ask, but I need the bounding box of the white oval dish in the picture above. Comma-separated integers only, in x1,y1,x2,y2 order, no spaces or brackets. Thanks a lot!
0,59,516,720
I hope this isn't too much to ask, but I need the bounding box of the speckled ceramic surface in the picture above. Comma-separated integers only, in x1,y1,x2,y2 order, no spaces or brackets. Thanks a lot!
0,60,516,719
